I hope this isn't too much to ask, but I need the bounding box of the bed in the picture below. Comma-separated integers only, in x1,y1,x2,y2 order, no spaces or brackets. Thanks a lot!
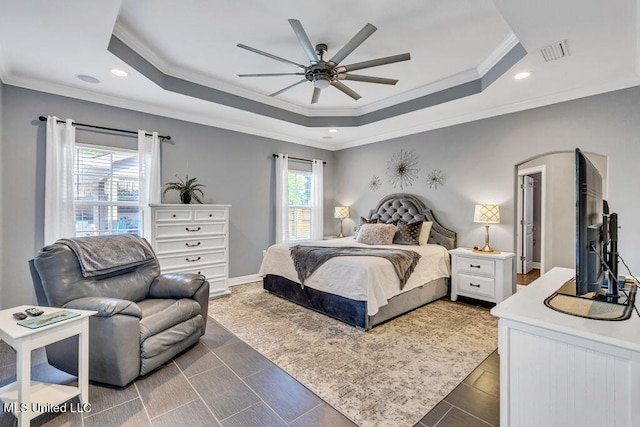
258,193,457,329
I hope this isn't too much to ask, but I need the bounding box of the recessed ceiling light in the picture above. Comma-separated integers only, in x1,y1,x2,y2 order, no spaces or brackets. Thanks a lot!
514,71,532,80
111,68,128,77
76,74,100,84
328,128,338,133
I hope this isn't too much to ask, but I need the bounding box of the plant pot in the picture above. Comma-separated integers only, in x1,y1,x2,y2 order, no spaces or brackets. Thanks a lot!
180,193,191,204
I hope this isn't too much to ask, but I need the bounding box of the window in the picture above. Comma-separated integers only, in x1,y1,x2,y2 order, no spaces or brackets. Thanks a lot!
74,145,141,236
287,170,312,241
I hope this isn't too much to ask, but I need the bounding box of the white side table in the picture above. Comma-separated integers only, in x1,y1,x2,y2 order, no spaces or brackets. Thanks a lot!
0,305,96,426
449,248,515,304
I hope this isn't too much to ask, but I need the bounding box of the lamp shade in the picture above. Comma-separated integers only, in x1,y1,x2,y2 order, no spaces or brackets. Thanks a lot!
334,206,349,219
474,204,500,223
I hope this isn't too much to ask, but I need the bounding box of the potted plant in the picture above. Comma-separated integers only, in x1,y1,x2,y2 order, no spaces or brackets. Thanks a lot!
162,175,206,204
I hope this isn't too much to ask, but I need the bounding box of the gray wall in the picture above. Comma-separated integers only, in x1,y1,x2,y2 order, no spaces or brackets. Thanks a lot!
0,82,3,309
3,83,640,308
333,86,640,276
1,85,334,307
518,152,607,271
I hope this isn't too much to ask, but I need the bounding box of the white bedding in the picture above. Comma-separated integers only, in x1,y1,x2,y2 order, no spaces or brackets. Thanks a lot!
258,237,451,316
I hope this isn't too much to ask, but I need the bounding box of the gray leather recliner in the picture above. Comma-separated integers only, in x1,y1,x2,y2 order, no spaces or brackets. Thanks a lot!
29,235,209,387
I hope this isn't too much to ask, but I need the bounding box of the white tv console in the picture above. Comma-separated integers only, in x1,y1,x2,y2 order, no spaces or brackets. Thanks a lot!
491,267,640,427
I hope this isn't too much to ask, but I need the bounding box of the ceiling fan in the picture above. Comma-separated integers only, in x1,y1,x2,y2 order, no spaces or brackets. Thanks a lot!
237,19,411,104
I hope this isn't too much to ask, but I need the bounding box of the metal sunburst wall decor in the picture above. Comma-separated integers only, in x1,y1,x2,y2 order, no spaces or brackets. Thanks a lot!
427,169,446,189
386,149,420,189
369,175,381,192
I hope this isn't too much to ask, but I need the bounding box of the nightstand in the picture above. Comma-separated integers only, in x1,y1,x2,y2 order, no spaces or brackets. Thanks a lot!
449,248,515,304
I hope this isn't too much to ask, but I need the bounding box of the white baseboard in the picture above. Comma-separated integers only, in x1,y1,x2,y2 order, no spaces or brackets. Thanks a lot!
228,274,261,287
531,262,541,269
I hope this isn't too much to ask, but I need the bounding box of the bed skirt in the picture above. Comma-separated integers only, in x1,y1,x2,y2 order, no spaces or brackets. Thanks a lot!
263,274,449,329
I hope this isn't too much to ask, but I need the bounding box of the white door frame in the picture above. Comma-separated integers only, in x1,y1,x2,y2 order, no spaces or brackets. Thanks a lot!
517,165,546,274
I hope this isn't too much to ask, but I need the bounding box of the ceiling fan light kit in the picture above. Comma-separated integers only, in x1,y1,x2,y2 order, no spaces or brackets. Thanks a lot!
237,19,411,104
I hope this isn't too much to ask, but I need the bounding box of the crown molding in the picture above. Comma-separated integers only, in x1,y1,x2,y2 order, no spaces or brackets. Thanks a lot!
333,76,640,150
112,22,311,115
1,73,334,150
111,24,522,119
5,71,639,153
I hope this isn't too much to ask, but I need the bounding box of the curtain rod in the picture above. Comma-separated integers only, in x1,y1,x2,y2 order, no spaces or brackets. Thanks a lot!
272,153,326,165
38,116,171,141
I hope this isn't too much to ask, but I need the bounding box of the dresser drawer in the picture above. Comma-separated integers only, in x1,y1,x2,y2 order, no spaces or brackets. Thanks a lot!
160,262,227,280
155,222,226,238
195,209,227,221
457,256,495,276
155,209,193,222
158,249,226,270
155,236,226,254
458,273,495,298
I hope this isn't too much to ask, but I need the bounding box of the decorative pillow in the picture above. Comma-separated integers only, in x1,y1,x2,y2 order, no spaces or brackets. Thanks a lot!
353,217,378,238
419,221,434,245
356,223,397,245
393,221,423,245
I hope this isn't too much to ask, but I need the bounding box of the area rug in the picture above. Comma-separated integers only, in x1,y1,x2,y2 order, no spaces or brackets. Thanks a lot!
207,282,498,427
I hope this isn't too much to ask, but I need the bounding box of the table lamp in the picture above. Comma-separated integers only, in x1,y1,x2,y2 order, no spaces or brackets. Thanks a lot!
334,206,349,238
473,204,500,253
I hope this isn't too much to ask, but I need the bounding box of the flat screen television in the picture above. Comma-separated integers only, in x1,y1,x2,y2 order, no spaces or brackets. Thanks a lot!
575,148,606,296
547,148,633,318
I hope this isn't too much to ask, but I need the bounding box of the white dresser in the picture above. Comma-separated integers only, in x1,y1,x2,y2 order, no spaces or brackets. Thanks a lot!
491,267,640,427
449,247,515,304
144,204,231,299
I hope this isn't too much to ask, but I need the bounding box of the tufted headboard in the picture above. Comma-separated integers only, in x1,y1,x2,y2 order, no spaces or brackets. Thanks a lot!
367,193,457,250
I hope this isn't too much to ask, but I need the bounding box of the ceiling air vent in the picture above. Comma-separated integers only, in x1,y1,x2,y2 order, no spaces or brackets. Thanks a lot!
538,40,570,62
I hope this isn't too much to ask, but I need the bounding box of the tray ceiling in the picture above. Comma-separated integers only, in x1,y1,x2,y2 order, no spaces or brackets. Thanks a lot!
0,0,638,149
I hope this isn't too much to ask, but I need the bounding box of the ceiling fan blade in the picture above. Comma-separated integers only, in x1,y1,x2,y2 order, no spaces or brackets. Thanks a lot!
336,53,411,73
311,87,321,104
269,79,308,97
338,74,398,85
331,81,361,101
238,73,305,77
237,44,307,71
328,23,377,66
288,19,319,64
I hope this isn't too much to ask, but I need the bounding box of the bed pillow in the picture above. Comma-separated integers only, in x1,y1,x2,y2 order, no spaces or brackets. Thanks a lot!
418,221,434,245
355,223,397,245
393,221,423,245
353,217,378,238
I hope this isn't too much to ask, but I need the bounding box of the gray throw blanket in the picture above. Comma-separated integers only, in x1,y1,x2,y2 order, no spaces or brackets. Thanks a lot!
290,245,421,290
58,234,156,278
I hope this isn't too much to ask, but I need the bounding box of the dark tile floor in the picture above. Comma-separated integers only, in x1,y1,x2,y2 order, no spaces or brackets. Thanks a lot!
0,311,500,427
0,318,356,427
415,350,500,427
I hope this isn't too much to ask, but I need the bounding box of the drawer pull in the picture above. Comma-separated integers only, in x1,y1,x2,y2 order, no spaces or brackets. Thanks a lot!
470,264,481,268
185,242,201,247
470,283,481,288
186,256,201,262
185,227,201,232
172,214,177,218
209,213,213,217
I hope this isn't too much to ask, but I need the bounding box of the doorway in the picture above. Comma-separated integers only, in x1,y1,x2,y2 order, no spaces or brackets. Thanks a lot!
517,166,545,277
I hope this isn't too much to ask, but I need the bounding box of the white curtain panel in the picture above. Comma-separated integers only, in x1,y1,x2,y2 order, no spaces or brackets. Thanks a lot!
44,116,76,245
311,159,324,241
275,153,289,244
138,130,161,205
